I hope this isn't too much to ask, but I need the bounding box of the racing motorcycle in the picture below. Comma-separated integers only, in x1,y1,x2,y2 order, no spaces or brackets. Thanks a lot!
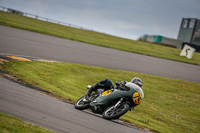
74,82,144,120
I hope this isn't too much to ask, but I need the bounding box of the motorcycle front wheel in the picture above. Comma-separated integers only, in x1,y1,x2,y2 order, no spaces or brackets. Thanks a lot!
102,103,130,120
74,96,90,110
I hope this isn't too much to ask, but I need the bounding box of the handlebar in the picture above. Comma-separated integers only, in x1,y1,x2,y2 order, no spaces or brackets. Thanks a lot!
118,86,130,91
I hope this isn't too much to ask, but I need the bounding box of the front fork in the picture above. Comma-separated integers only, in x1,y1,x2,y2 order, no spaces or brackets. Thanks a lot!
114,98,134,111
114,98,124,108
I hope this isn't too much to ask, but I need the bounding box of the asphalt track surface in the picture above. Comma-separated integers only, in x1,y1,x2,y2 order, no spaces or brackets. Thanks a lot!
0,25,200,83
0,77,146,133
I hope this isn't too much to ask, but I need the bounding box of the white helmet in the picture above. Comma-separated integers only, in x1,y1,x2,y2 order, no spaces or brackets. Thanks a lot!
131,77,143,87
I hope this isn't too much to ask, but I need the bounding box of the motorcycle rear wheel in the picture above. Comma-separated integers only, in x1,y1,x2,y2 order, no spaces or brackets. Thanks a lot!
74,96,90,110
102,103,130,120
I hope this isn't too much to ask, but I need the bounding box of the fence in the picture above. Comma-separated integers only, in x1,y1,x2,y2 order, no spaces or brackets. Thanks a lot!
0,5,99,33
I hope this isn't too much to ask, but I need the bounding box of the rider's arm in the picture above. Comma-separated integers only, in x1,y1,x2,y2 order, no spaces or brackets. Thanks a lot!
115,81,127,88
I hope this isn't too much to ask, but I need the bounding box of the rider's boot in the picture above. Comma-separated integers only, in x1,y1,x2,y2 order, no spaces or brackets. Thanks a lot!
84,85,94,102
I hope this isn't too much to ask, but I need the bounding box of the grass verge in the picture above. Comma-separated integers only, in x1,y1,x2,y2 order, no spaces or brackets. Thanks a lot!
0,11,200,65
0,112,54,133
2,61,200,133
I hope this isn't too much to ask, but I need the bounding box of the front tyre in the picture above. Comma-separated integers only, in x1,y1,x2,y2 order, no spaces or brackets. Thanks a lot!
102,103,130,120
74,96,90,110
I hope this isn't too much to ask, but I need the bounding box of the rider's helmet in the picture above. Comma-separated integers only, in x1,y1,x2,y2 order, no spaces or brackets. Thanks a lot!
131,77,143,87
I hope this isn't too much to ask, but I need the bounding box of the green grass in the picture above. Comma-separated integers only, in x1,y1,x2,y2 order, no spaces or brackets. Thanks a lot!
0,11,200,65
2,61,200,133
0,112,54,133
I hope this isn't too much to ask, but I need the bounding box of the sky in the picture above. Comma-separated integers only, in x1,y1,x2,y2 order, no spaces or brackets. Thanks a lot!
0,0,200,40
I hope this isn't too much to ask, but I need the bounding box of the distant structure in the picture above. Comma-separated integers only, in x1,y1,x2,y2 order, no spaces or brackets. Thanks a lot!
140,18,200,51
177,18,200,47
141,35,182,49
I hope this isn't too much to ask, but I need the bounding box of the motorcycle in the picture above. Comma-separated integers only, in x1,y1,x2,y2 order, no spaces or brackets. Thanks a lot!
74,82,144,120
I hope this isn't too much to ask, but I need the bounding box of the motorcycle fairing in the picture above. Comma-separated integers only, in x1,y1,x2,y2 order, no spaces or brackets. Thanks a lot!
90,88,136,114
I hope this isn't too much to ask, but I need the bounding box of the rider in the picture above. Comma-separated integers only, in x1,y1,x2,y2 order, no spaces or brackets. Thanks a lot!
86,77,143,99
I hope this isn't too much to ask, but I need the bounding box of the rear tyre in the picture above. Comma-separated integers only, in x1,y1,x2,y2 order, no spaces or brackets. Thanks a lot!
102,103,130,120
74,96,90,110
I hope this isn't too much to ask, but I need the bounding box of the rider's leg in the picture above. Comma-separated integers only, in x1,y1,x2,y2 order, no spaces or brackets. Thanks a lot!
86,79,113,99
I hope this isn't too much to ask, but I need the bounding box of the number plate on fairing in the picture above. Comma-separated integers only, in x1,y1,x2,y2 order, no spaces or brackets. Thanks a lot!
132,92,142,104
102,90,112,96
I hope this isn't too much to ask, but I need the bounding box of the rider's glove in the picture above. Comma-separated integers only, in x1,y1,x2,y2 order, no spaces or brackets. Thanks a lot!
115,81,127,90
115,81,121,86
